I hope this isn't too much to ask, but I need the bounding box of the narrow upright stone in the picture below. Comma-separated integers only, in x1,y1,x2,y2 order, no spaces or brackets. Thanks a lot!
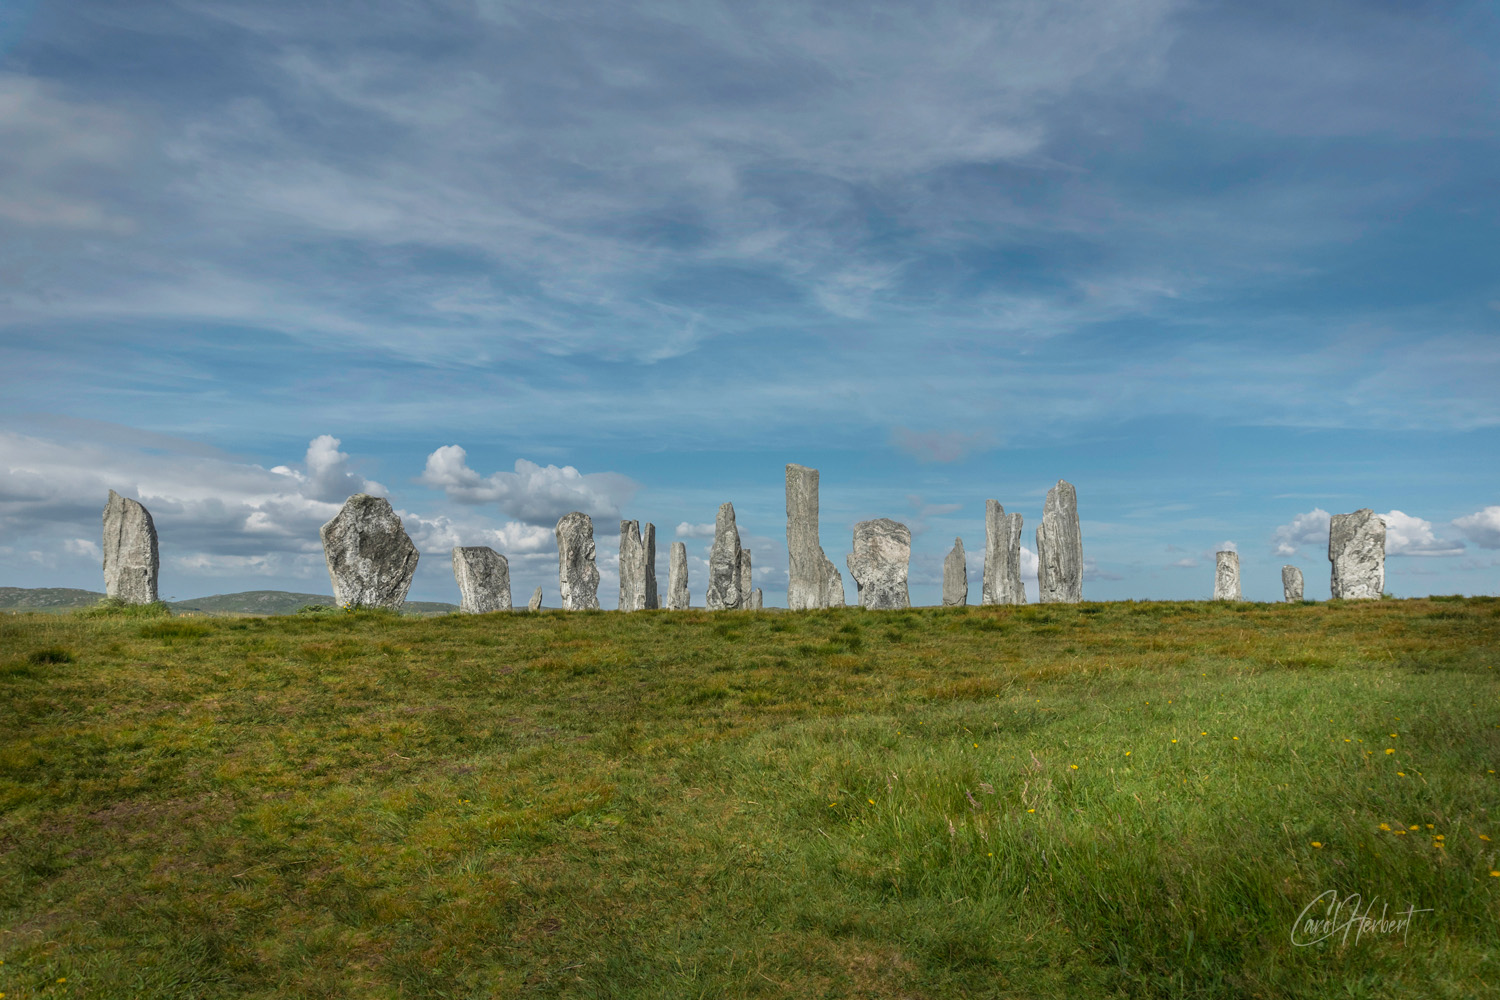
667,541,690,610
619,520,647,612
1036,480,1082,604
1329,509,1385,600
982,500,1026,605
1213,550,1241,601
739,548,752,611
452,546,511,613
642,523,658,610
706,502,742,610
555,511,600,610
528,586,543,612
846,518,911,610
943,537,967,607
786,464,841,610
320,494,419,609
749,588,763,610
102,489,159,604
1282,565,1304,602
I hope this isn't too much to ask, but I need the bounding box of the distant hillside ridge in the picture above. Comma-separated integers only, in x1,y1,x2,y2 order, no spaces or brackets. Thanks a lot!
0,587,458,616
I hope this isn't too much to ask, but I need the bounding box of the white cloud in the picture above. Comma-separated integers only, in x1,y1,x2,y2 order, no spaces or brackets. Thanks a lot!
675,521,716,539
419,445,636,525
1380,509,1463,557
63,538,101,559
1170,557,1197,568
1271,508,1331,556
1453,505,1500,549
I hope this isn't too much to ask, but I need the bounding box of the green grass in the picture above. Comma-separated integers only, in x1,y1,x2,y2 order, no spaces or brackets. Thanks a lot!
1,598,1497,998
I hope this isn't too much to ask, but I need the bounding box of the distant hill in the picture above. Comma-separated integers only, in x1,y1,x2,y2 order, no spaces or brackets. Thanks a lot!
0,587,458,616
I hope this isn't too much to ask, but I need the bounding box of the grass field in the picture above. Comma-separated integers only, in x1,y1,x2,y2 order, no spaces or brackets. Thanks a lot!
2,597,1497,998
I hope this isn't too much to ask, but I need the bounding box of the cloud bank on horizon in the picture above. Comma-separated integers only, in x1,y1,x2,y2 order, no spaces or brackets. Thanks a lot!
0,0,1497,604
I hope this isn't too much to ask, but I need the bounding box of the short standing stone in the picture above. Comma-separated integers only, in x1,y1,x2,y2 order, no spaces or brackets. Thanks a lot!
846,518,911,610
619,520,647,612
706,502,742,610
1282,565,1304,602
1329,508,1385,600
642,522,658,609
943,537,967,607
320,494,419,609
528,586,543,612
102,489,159,604
982,500,1026,605
739,548,752,611
786,464,839,610
667,541,690,610
822,560,846,607
452,546,511,613
1036,480,1082,603
1213,550,1241,601
556,511,600,610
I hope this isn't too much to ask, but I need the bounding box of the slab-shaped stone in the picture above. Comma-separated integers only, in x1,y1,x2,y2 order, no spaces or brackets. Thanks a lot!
786,464,839,610
982,500,1026,605
667,541,690,610
1282,565,1304,602
528,586,543,612
320,493,419,609
846,518,911,610
1329,508,1385,600
943,537,967,607
739,548,752,611
642,522,658,610
619,520,647,612
822,559,846,607
1213,550,1241,601
749,588,763,610
102,490,160,604
1036,480,1082,604
452,546,511,613
556,511,600,610
706,502,742,610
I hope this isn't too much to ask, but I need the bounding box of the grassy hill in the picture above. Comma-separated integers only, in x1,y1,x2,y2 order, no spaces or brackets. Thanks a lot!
0,587,457,616
0,586,107,611
1,597,1496,997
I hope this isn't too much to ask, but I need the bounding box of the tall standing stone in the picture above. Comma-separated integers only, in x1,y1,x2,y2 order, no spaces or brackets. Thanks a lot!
556,511,601,610
619,520,647,612
1329,509,1385,600
943,537,967,607
642,522,658,610
102,489,159,604
786,463,843,610
667,541,690,610
320,494,419,609
452,546,511,613
706,503,743,610
1282,565,1304,602
739,548,753,611
1036,480,1082,604
846,518,911,610
528,586,543,612
1213,550,1241,601
982,500,1026,605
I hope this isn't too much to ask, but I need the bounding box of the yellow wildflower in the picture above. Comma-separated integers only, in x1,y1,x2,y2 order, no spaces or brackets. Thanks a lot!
1385,749,1395,755
1311,842,1323,848
1379,823,1391,831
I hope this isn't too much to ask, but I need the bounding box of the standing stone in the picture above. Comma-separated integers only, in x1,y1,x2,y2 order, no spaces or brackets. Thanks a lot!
823,561,846,607
846,518,912,610
943,537,967,607
1036,480,1082,604
528,586,543,612
982,500,1026,605
786,463,843,610
1329,509,1386,600
749,588,763,610
319,494,419,609
619,520,647,612
1282,565,1304,602
667,541,690,610
102,489,159,604
642,523,658,610
706,502,742,610
1213,550,1241,601
556,511,600,611
739,548,753,611
452,546,511,613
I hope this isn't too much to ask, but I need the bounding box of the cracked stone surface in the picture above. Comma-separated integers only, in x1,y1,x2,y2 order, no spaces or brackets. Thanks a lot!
1213,550,1241,601
102,490,159,605
982,500,1026,605
943,537,967,607
1329,508,1385,600
1036,480,1082,604
556,511,600,610
1282,565,1304,602
453,546,511,613
706,502,742,611
320,494,419,610
846,518,911,610
667,541,690,610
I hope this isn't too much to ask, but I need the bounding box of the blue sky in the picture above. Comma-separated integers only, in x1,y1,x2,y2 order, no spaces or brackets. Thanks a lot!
2,0,1497,607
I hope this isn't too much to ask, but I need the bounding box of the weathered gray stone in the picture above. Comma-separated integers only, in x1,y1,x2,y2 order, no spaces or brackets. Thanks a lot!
667,541,690,610
102,489,159,604
749,588,763,610
1329,509,1385,600
739,548,752,611
1036,480,1082,604
555,511,600,610
846,518,911,610
982,500,1026,605
619,520,647,612
642,523,658,610
319,494,419,609
787,464,840,611
528,585,543,612
706,502,742,611
1213,550,1241,601
943,537,967,607
452,546,511,613
1282,565,1304,602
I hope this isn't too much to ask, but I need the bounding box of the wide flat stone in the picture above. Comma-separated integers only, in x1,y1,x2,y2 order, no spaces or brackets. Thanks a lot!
943,537,967,607
453,546,511,613
1282,565,1304,602
846,518,911,610
667,541,690,610
102,489,159,605
320,494,419,609
706,502,742,610
556,511,600,610
1036,480,1082,603
1329,508,1385,600
1213,550,1241,601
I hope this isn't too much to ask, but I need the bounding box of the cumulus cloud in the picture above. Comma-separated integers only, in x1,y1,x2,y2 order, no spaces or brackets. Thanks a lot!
1217,540,1237,553
419,445,636,525
1380,510,1463,557
270,435,386,502
1452,506,1500,549
675,522,716,539
1271,508,1331,556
